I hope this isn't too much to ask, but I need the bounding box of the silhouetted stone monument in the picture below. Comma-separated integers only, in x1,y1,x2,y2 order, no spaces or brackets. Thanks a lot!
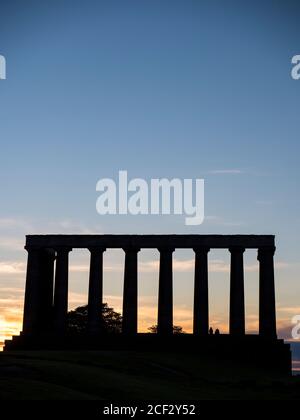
4,234,291,375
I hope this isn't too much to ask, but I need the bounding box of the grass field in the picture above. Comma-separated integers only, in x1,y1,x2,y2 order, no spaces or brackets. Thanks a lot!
0,350,299,400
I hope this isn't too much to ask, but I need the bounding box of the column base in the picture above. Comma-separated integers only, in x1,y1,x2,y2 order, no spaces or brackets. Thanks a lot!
4,333,291,375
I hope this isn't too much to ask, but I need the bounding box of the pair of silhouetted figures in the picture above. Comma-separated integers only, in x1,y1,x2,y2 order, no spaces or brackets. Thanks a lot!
209,327,220,335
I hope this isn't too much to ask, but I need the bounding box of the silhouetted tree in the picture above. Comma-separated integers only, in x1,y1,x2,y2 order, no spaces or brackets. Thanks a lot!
67,303,122,334
147,325,185,334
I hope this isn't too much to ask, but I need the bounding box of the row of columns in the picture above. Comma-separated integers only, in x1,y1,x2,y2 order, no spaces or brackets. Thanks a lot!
22,246,277,338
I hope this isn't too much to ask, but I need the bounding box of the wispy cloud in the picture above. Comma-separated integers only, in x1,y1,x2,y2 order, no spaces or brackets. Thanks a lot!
0,262,26,275
0,258,291,277
0,218,104,256
208,169,243,175
69,259,289,275
44,219,103,235
0,217,31,230
140,258,226,273
0,236,24,252
137,258,291,274
278,306,300,315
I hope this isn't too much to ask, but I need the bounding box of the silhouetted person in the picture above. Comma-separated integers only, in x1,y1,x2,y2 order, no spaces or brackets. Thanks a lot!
209,327,213,335
215,328,220,335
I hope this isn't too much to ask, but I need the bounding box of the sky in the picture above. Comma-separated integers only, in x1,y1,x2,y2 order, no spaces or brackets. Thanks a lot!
0,0,300,369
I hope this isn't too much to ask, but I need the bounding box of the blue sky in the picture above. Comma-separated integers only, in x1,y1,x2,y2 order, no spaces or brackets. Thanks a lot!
0,1,300,362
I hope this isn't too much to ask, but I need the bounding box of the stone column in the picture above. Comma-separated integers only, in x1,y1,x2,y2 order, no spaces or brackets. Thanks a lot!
39,248,56,332
229,247,245,336
22,247,42,335
53,247,71,334
157,247,174,335
122,247,140,335
258,246,277,338
88,247,106,336
193,247,210,335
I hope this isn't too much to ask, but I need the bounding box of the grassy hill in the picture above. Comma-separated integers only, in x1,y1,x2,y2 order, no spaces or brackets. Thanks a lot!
0,350,300,400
